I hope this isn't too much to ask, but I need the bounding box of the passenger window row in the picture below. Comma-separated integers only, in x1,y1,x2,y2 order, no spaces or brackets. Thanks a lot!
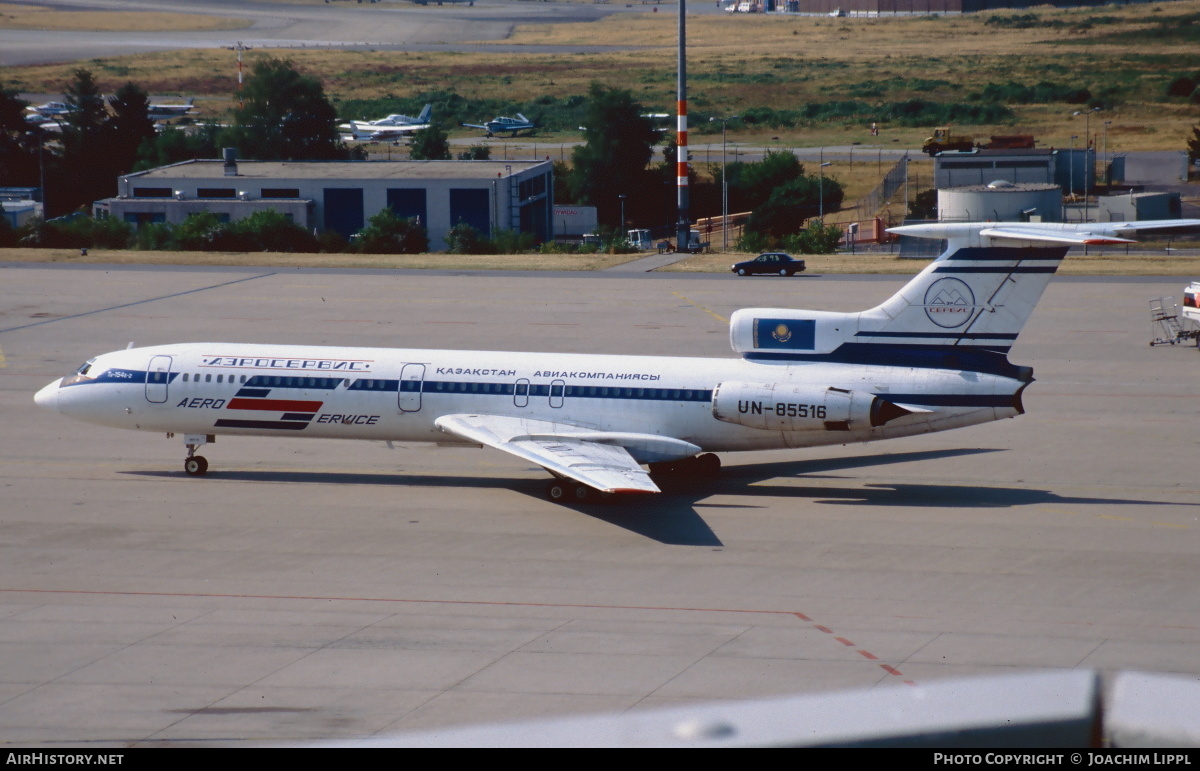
244,375,344,389
180,373,250,384
168,372,711,403
421,380,712,402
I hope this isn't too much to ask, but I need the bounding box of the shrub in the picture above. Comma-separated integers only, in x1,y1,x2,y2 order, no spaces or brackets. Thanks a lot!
133,222,175,251
1167,74,1198,99
445,222,493,254
209,210,319,252
457,145,491,160
355,208,429,254
489,229,537,254
90,216,132,249
0,216,17,248
790,220,843,255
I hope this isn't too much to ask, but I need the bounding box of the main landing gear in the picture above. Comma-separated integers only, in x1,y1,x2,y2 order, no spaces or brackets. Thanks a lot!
649,452,721,481
543,454,722,503
178,433,214,476
546,479,612,504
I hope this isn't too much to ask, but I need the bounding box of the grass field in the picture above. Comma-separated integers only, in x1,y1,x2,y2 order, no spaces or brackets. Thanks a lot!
0,3,250,32
3,0,1198,272
3,1,1200,152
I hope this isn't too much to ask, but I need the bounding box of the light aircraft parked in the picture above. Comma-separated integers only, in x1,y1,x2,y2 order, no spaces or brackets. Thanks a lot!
24,114,64,133
147,98,195,120
34,220,1200,503
25,101,70,118
339,105,433,140
462,113,536,137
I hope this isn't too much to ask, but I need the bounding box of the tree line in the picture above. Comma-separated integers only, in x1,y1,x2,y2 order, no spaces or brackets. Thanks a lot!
2,61,845,253
1,58,357,219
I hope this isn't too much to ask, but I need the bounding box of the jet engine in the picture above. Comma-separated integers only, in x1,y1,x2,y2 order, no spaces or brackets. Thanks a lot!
711,382,912,432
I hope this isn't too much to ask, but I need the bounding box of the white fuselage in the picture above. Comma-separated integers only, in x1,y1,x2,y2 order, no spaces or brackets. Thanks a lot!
37,341,1025,458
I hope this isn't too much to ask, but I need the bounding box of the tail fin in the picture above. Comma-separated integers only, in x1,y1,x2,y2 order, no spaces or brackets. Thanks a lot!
858,243,1066,349
417,104,432,123
730,220,1200,377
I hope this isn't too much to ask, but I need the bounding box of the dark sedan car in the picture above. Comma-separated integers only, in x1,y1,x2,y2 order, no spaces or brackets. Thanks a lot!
731,252,806,276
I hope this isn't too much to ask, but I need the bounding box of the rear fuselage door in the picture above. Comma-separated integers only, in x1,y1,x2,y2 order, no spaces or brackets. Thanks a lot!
145,355,172,403
398,363,425,412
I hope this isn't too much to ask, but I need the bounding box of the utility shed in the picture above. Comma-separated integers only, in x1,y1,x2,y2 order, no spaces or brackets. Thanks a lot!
934,149,1057,189
1095,191,1182,222
94,157,555,251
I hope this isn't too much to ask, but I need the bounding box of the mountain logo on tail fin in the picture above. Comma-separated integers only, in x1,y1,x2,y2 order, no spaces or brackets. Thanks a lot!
923,277,975,328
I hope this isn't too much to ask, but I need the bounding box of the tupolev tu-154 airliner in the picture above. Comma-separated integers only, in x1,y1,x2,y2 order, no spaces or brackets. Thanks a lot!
33,220,1199,503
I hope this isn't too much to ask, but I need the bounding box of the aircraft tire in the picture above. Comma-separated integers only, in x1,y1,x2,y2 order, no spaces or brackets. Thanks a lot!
547,481,569,501
184,456,208,476
573,484,592,502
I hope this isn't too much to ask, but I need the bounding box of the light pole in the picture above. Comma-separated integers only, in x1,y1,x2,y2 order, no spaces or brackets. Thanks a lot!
819,161,831,222
709,114,738,251
1073,107,1101,201
36,127,46,217
1102,120,1112,187
619,194,626,237
1069,135,1078,217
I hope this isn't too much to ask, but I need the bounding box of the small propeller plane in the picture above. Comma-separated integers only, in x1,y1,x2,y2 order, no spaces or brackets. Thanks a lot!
147,98,196,121
25,101,70,118
33,220,1200,503
462,113,536,138
340,104,433,140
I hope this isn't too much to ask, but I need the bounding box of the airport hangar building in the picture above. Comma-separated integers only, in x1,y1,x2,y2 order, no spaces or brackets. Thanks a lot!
93,156,554,251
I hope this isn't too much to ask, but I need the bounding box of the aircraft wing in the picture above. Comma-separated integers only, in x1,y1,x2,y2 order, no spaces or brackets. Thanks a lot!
434,413,662,494
978,227,1136,246
461,123,489,130
345,123,427,140
892,220,1200,246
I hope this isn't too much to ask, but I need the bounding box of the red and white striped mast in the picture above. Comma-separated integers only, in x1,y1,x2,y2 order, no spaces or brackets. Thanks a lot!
675,0,690,251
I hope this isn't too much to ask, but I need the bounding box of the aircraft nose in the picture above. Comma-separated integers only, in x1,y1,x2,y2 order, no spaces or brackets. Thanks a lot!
34,379,62,411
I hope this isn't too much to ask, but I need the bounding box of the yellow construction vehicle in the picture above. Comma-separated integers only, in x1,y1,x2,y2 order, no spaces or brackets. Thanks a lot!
922,126,977,156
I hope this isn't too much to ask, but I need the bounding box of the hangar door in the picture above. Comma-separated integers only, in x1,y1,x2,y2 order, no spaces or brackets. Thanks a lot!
449,189,490,237
387,188,427,226
323,188,364,239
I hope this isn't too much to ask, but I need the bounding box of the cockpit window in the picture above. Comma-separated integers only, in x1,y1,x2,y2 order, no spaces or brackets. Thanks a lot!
61,359,100,387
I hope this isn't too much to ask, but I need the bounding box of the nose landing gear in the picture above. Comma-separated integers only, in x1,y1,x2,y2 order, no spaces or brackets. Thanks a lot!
180,433,215,476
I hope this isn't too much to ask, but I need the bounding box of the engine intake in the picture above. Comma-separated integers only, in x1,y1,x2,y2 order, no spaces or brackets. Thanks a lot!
712,382,910,432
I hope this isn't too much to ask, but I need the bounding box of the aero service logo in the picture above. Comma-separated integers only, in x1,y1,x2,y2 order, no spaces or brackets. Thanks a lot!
923,277,975,329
